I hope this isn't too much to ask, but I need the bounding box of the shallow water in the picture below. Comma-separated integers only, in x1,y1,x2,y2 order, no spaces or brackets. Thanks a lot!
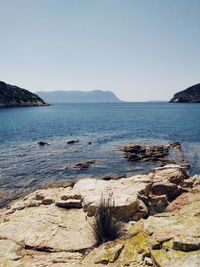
0,102,200,206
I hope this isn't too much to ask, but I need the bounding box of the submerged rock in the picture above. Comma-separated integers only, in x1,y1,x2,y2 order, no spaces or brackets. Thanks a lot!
67,139,79,144
120,144,170,164
73,160,96,170
120,143,189,166
38,141,49,146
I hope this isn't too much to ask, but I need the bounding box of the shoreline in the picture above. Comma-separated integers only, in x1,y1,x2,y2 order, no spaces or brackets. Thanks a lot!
0,140,199,209
0,163,199,266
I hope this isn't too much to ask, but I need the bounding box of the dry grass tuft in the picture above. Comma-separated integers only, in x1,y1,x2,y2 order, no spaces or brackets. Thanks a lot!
91,193,124,246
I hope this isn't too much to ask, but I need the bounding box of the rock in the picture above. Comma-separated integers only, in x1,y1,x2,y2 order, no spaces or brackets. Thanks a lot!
33,188,64,204
144,256,153,266
151,181,184,201
144,192,200,266
83,225,151,266
173,236,200,251
73,160,95,170
0,205,94,266
166,189,200,212
102,174,126,180
150,164,190,201
92,242,124,264
181,176,196,188
120,143,189,166
152,164,189,184
0,239,22,263
35,191,45,200
42,198,54,205
120,143,170,164
180,163,191,169
67,139,79,144
58,165,69,170
74,175,150,220
169,83,200,103
193,175,200,188
169,142,181,148
0,167,199,266
60,188,82,201
55,199,82,209
148,195,169,215
38,141,49,146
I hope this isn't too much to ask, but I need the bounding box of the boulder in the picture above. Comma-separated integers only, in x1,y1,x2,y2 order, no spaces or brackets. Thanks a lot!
150,164,190,201
73,175,150,220
152,164,189,184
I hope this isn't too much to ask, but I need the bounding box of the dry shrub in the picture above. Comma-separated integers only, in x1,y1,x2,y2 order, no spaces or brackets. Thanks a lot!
91,193,124,246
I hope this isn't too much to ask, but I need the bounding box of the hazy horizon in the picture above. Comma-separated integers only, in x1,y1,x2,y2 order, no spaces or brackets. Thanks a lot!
0,0,199,101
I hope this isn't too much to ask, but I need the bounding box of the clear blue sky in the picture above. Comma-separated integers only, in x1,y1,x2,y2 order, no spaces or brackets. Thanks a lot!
0,0,199,101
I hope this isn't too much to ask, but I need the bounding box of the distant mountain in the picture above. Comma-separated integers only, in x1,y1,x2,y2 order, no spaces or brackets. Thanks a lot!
0,81,48,108
36,90,121,103
169,83,200,103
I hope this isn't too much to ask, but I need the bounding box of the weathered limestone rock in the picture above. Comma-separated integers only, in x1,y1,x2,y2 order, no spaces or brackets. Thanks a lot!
150,164,189,201
73,175,150,220
0,205,94,251
152,164,189,184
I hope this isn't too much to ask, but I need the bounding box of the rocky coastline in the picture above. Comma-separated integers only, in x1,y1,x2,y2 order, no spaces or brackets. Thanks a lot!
0,80,48,108
169,83,200,103
0,163,200,266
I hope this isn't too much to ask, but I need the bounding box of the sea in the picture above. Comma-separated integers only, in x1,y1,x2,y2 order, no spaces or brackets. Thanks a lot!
0,102,200,207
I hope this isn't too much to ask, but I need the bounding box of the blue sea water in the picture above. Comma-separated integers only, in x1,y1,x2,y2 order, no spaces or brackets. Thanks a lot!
0,102,200,206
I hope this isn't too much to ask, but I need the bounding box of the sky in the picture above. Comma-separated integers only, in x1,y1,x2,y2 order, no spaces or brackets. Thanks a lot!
0,0,199,101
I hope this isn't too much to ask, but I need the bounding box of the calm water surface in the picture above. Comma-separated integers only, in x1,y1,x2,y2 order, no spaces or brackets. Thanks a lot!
0,102,200,206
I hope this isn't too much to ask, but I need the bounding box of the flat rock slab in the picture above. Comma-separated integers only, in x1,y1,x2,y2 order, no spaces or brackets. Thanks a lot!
0,205,94,252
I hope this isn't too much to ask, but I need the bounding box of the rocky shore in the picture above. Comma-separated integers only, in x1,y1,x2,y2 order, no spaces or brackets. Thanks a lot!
0,164,200,266
0,80,48,108
169,83,200,103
